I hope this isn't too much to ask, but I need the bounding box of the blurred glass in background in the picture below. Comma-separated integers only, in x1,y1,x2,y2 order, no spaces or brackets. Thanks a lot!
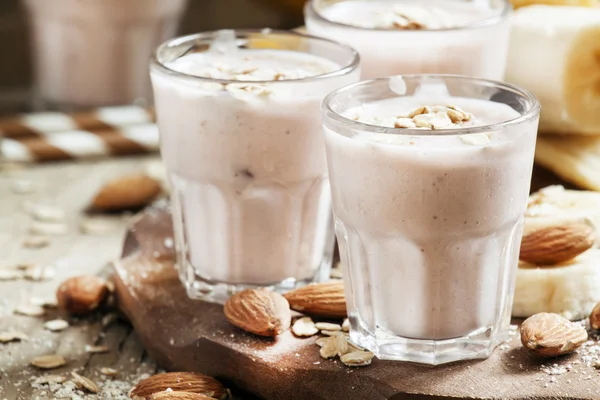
0,0,305,115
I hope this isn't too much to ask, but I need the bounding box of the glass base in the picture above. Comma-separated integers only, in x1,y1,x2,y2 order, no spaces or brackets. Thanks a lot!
349,314,508,365
178,258,333,304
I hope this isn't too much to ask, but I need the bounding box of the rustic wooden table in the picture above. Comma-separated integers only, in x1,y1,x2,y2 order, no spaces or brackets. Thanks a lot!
0,156,163,400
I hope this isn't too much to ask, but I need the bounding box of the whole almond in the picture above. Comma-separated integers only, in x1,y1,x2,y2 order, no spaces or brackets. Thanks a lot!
129,372,227,400
520,222,596,265
224,288,291,337
520,312,588,357
92,174,161,211
56,276,108,315
150,392,215,400
284,281,347,318
590,302,600,330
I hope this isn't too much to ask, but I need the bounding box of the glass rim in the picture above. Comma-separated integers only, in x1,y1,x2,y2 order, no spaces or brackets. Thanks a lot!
150,29,361,85
305,0,512,32
322,74,541,136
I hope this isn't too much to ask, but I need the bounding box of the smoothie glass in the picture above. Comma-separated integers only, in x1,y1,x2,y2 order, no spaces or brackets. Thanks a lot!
322,75,540,364
23,0,188,110
150,30,360,303
305,0,511,80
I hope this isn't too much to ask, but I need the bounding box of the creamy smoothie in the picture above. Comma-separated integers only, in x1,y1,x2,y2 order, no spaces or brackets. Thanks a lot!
322,76,540,363
305,0,510,79
151,31,359,300
24,0,187,109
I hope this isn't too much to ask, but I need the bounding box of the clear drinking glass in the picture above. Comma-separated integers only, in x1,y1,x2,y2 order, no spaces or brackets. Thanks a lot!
150,30,360,303
322,75,540,364
305,0,511,80
23,0,188,110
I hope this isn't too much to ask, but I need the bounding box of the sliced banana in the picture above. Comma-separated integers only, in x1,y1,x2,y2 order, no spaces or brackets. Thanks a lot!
513,249,600,320
513,186,600,320
505,6,600,135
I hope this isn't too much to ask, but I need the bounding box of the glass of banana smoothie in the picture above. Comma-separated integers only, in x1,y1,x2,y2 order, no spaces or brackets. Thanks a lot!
305,0,511,80
150,30,360,302
322,75,540,364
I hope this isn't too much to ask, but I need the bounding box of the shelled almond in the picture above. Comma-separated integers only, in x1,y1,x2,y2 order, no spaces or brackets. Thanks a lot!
284,281,347,318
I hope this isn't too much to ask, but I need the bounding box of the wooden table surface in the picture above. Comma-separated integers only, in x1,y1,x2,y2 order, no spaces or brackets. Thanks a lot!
0,156,163,400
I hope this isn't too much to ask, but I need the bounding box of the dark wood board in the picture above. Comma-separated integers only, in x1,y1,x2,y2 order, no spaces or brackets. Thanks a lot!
113,166,600,400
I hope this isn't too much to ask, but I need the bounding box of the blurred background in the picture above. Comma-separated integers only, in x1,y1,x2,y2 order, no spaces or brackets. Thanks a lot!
0,0,305,115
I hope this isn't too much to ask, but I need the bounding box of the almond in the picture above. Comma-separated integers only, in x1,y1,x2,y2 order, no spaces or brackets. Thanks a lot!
284,281,347,318
129,372,228,400
519,221,596,265
150,392,216,400
224,288,291,337
590,302,600,330
92,174,161,211
520,312,588,357
56,276,108,315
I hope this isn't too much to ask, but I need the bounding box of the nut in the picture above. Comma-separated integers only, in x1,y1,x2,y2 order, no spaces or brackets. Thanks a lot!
284,281,347,318
319,334,348,359
520,312,588,357
224,288,291,337
150,392,216,400
315,322,342,332
520,221,596,265
31,354,67,369
590,302,600,330
129,372,228,400
340,351,375,367
92,174,162,211
291,317,319,337
56,276,109,315
44,319,69,332
71,372,99,393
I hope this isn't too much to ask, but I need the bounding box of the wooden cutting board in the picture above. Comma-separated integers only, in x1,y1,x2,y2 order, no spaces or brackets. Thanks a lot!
113,165,598,400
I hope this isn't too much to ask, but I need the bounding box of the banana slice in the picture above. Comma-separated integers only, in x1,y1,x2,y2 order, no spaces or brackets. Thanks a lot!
505,6,600,135
535,135,600,191
513,249,600,320
513,186,600,320
510,0,598,9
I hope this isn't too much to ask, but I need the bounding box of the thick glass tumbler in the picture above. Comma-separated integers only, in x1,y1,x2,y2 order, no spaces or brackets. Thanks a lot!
305,0,511,80
322,75,540,364
24,0,188,109
150,30,360,303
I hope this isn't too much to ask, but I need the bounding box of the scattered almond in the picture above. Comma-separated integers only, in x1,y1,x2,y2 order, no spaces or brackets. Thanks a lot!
590,302,600,330
31,354,66,369
315,322,342,332
291,317,319,337
44,319,69,332
23,264,55,281
150,392,215,400
79,218,116,235
284,281,347,318
56,275,109,315
100,367,118,377
71,371,99,393
129,372,228,400
0,268,22,281
92,174,162,211
321,330,345,337
319,334,348,359
0,331,29,343
340,351,375,367
520,312,588,357
29,221,68,236
520,222,596,265
14,304,45,317
22,236,50,249
85,344,109,354
224,288,291,337
27,204,65,222
33,375,67,384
